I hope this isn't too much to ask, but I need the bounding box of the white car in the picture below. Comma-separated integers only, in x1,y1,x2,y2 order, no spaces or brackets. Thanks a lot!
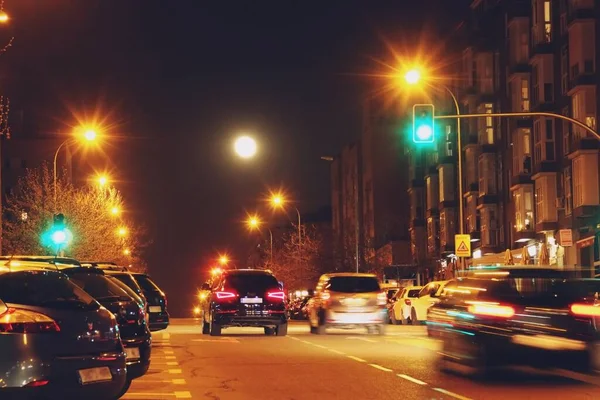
389,286,422,324
409,280,450,324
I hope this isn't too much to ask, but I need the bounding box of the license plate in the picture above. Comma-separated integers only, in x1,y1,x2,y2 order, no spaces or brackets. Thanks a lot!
125,347,141,360
149,306,162,313
78,367,112,385
241,297,263,304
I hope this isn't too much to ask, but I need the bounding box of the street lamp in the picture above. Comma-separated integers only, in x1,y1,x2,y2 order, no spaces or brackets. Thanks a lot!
96,174,109,187
110,206,120,216
268,191,302,245
246,213,273,266
117,226,127,237
234,135,257,159
123,248,131,256
53,126,100,211
218,254,229,266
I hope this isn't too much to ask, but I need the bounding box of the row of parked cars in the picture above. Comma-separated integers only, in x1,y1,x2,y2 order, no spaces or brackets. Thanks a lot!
0,256,169,399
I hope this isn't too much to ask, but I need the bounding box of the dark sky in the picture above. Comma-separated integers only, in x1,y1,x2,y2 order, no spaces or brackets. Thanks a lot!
4,0,469,315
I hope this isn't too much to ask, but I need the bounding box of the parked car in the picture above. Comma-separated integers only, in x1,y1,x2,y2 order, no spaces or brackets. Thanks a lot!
60,267,151,393
307,273,387,335
200,269,288,336
408,280,450,324
131,273,170,331
0,269,127,399
389,285,422,325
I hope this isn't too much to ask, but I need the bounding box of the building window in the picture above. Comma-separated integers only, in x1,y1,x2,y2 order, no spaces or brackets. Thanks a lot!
534,118,555,163
564,166,573,215
466,195,479,233
535,179,545,222
481,207,498,247
478,154,496,195
561,45,568,94
521,78,530,111
543,0,552,42
445,125,454,157
427,217,439,256
572,89,597,141
478,103,494,144
573,157,583,208
562,106,570,156
532,64,539,106
439,165,455,202
513,186,534,231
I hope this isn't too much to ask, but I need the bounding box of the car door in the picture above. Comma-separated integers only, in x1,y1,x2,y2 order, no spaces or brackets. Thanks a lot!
413,282,440,321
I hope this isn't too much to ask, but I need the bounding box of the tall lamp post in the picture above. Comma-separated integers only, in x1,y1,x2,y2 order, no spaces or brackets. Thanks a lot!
53,128,99,211
246,214,273,266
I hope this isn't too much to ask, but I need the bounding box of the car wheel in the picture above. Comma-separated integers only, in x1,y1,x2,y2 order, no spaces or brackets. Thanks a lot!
202,320,210,335
209,315,222,336
588,341,600,374
310,325,317,334
411,308,418,324
316,323,327,334
264,327,275,335
276,323,288,336
114,378,132,399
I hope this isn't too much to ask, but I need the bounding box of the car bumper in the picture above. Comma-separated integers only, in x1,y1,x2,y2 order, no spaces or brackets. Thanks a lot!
214,312,287,327
0,351,127,399
122,336,152,380
326,309,387,326
148,312,170,331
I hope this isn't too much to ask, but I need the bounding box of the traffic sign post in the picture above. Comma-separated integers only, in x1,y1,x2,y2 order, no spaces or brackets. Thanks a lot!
455,234,471,258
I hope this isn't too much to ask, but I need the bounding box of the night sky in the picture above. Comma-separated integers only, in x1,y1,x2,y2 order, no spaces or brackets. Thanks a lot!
5,0,468,315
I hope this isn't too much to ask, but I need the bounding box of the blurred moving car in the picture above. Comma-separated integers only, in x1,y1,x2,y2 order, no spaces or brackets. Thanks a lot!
201,269,288,336
389,286,422,325
60,267,151,393
131,273,170,331
428,268,600,376
0,270,127,399
307,273,387,335
289,296,311,320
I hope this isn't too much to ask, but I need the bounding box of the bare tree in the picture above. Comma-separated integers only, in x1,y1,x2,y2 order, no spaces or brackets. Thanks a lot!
3,164,148,268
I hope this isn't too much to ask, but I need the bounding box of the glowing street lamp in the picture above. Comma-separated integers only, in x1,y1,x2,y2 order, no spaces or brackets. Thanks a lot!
97,175,109,187
211,267,223,276
117,227,128,237
111,206,121,216
123,248,131,256
268,190,302,245
404,69,421,85
218,254,229,266
246,214,261,230
234,135,257,159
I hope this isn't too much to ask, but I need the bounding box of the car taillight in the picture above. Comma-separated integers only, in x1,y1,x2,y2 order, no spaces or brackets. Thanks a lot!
267,291,285,301
26,380,50,387
377,292,387,305
467,303,515,318
321,291,330,301
0,308,61,333
215,291,237,301
570,303,600,317
404,299,412,306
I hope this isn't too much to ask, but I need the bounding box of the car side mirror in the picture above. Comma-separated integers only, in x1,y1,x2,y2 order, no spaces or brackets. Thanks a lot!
201,283,210,290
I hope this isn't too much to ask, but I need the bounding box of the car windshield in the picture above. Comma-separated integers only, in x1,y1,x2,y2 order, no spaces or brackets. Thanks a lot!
68,273,131,301
0,271,99,310
108,276,143,304
407,289,421,297
225,273,279,292
327,276,380,293
134,274,162,293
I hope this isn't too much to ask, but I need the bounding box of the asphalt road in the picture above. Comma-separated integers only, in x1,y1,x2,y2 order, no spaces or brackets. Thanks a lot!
122,319,600,400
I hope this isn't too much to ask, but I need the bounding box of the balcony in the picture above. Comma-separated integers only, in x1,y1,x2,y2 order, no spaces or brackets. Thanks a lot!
508,63,532,76
569,136,600,154
514,229,536,243
533,160,560,175
568,5,595,26
567,74,596,97
536,221,558,232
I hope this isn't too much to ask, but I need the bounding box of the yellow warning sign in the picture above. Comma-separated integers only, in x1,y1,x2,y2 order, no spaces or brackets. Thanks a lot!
455,234,471,257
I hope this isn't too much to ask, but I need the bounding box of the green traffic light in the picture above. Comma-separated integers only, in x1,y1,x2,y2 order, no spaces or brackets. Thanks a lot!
412,104,435,144
51,230,67,245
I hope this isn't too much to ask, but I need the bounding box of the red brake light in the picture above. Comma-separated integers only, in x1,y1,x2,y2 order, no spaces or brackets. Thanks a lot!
570,303,600,317
467,303,515,318
0,308,61,333
26,380,50,387
267,291,285,301
404,299,412,306
215,291,237,301
377,292,387,305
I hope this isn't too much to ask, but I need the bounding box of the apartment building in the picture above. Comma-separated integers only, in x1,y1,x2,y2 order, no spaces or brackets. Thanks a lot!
408,0,600,273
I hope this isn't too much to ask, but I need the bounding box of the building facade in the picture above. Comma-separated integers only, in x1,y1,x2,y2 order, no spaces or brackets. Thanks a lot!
408,0,600,275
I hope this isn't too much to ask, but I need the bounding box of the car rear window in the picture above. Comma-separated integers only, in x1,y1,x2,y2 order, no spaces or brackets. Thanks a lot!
224,273,279,292
134,275,162,293
407,289,420,297
67,273,130,301
108,276,143,304
112,274,144,294
0,271,99,310
327,277,380,293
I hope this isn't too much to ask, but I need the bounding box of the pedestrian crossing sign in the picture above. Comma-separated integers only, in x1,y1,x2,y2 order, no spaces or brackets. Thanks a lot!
455,234,471,257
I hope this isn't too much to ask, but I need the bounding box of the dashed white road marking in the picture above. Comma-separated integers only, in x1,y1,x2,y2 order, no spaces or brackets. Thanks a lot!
368,363,393,372
346,355,366,363
327,348,345,355
131,378,187,385
433,388,473,400
397,374,427,385
124,392,191,399
313,344,328,349
346,336,377,343
168,369,183,374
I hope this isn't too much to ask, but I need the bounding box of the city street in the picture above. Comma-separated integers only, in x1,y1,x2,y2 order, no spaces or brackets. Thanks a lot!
123,319,600,400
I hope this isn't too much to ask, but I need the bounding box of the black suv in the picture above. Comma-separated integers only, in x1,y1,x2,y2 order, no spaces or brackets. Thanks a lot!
131,273,169,331
201,269,288,336
428,268,600,376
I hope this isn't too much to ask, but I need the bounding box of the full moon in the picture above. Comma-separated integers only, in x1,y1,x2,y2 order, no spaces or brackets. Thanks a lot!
234,136,257,159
